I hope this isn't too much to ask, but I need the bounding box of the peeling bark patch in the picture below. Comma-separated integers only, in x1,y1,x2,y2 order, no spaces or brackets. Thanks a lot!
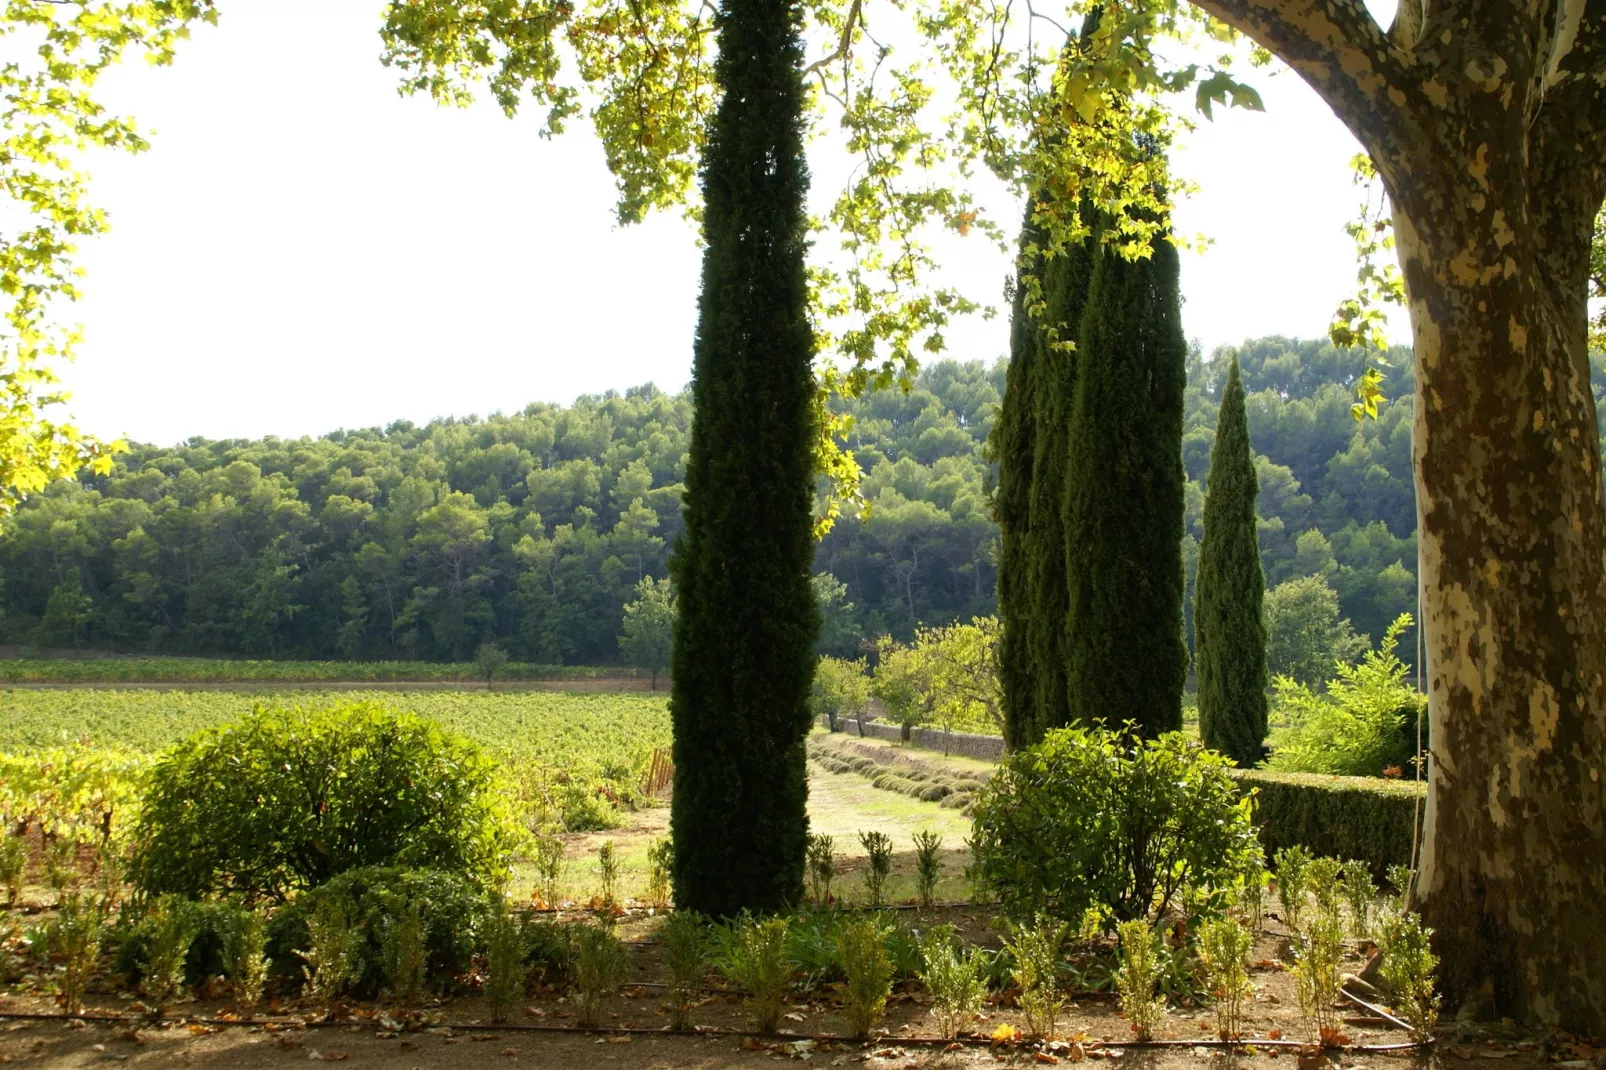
1510,315,1527,350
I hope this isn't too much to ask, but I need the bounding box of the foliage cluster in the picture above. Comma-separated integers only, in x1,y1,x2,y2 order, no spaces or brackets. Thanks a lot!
969,725,1259,925
1234,768,1422,880
128,704,518,899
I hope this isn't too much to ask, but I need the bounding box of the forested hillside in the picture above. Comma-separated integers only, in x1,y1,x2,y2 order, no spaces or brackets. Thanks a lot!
6,336,1587,665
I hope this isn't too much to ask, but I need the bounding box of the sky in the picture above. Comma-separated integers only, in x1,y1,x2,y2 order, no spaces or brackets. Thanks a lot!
55,0,1409,447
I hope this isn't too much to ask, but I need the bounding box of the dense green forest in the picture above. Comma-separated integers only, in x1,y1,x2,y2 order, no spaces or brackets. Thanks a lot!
7,335,1582,666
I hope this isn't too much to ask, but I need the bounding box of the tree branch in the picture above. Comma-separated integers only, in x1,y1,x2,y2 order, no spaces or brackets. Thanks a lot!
1185,0,1418,167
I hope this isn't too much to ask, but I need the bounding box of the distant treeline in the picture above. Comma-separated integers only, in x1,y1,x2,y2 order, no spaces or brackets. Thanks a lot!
6,336,1588,665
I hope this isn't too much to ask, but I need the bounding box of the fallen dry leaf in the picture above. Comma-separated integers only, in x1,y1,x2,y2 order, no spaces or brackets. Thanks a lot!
606,1036,633,1044
1037,1054,1061,1064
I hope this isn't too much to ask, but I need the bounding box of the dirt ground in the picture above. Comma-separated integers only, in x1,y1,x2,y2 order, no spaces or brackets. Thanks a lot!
3,905,1594,1070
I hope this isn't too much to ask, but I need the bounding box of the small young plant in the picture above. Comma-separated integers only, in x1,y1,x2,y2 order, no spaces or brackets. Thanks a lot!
859,831,893,907
382,899,428,1004
1236,866,1268,933
1376,908,1440,1042
912,830,942,908
222,905,270,1009
141,895,199,1011
571,922,630,1028
595,840,620,907
1305,857,1344,925
0,833,23,906
1293,910,1345,1046
1004,915,1065,1040
91,842,126,914
718,915,792,1032
645,838,673,910
44,836,79,894
918,927,986,1041
1115,919,1166,1042
45,890,103,1017
838,916,894,1039
806,834,836,904
658,911,705,1030
1340,860,1376,938
1198,917,1254,1042
298,894,361,1007
1274,845,1314,930
1385,864,1414,910
532,832,565,906
484,906,528,1024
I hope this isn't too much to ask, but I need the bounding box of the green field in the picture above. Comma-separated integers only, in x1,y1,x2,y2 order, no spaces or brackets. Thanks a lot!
0,657,646,684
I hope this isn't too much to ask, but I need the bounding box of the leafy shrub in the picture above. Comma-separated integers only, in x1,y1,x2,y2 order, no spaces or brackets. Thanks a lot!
518,915,580,989
859,832,893,907
1198,917,1253,1041
141,895,200,1009
1269,615,1427,777
912,831,942,908
970,726,1259,924
129,704,518,900
571,923,629,1028
1340,860,1375,937
0,834,23,906
1293,910,1344,1045
1115,920,1166,1042
1274,846,1313,930
919,927,986,1040
1376,907,1439,1041
1003,915,1064,1039
646,838,673,910
381,900,427,1003
658,911,705,1029
595,840,620,906
532,833,565,906
45,890,102,1016
298,893,361,1006
1236,769,1423,882
484,907,528,1023
839,917,894,1038
806,834,836,904
715,915,793,1032
266,867,492,997
222,906,270,1008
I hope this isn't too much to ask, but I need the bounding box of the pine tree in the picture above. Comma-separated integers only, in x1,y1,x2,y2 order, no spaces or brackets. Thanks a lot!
1062,228,1188,738
1194,356,1269,764
668,0,818,917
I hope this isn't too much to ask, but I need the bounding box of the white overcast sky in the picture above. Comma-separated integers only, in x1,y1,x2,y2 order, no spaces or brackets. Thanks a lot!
56,0,1409,447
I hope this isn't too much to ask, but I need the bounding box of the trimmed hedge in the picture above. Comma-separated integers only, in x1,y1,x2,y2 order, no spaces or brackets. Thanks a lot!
1233,768,1424,879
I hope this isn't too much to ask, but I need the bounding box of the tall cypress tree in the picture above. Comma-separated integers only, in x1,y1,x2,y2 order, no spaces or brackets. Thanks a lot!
669,0,818,917
992,206,1043,752
1062,227,1188,738
1194,355,1268,764
995,204,1096,751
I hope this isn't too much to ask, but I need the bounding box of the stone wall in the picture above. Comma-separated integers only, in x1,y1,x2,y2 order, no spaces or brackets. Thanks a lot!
815,716,1006,761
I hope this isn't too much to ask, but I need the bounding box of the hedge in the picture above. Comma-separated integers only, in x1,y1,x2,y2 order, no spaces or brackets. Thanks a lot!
1233,768,1425,879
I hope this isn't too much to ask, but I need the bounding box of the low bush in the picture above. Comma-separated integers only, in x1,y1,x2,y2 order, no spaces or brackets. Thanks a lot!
129,703,518,900
1238,769,1421,881
969,726,1259,925
265,867,493,997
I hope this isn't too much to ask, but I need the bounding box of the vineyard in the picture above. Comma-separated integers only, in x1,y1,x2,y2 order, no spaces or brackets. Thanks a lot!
0,689,671,837
0,657,646,684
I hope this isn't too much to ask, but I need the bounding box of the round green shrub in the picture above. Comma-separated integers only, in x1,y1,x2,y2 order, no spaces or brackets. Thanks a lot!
938,792,972,809
128,703,519,899
918,783,949,802
969,726,1259,924
265,866,494,996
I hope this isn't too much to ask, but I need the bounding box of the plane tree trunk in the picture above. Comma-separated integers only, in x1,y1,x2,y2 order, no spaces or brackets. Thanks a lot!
1185,0,1606,1031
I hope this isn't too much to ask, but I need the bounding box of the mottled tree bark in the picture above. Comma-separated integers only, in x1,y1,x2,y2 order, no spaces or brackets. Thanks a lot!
1186,0,1606,1032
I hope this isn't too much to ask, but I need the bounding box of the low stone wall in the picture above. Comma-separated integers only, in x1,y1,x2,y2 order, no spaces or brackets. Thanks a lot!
816,716,1006,760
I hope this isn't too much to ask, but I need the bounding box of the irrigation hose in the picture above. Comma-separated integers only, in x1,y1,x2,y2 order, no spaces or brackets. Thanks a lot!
0,1008,1432,1054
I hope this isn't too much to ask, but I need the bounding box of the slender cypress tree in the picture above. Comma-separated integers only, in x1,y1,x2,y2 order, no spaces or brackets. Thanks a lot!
1194,356,1268,764
1062,226,1188,738
669,0,818,917
995,204,1096,750
992,206,1043,752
